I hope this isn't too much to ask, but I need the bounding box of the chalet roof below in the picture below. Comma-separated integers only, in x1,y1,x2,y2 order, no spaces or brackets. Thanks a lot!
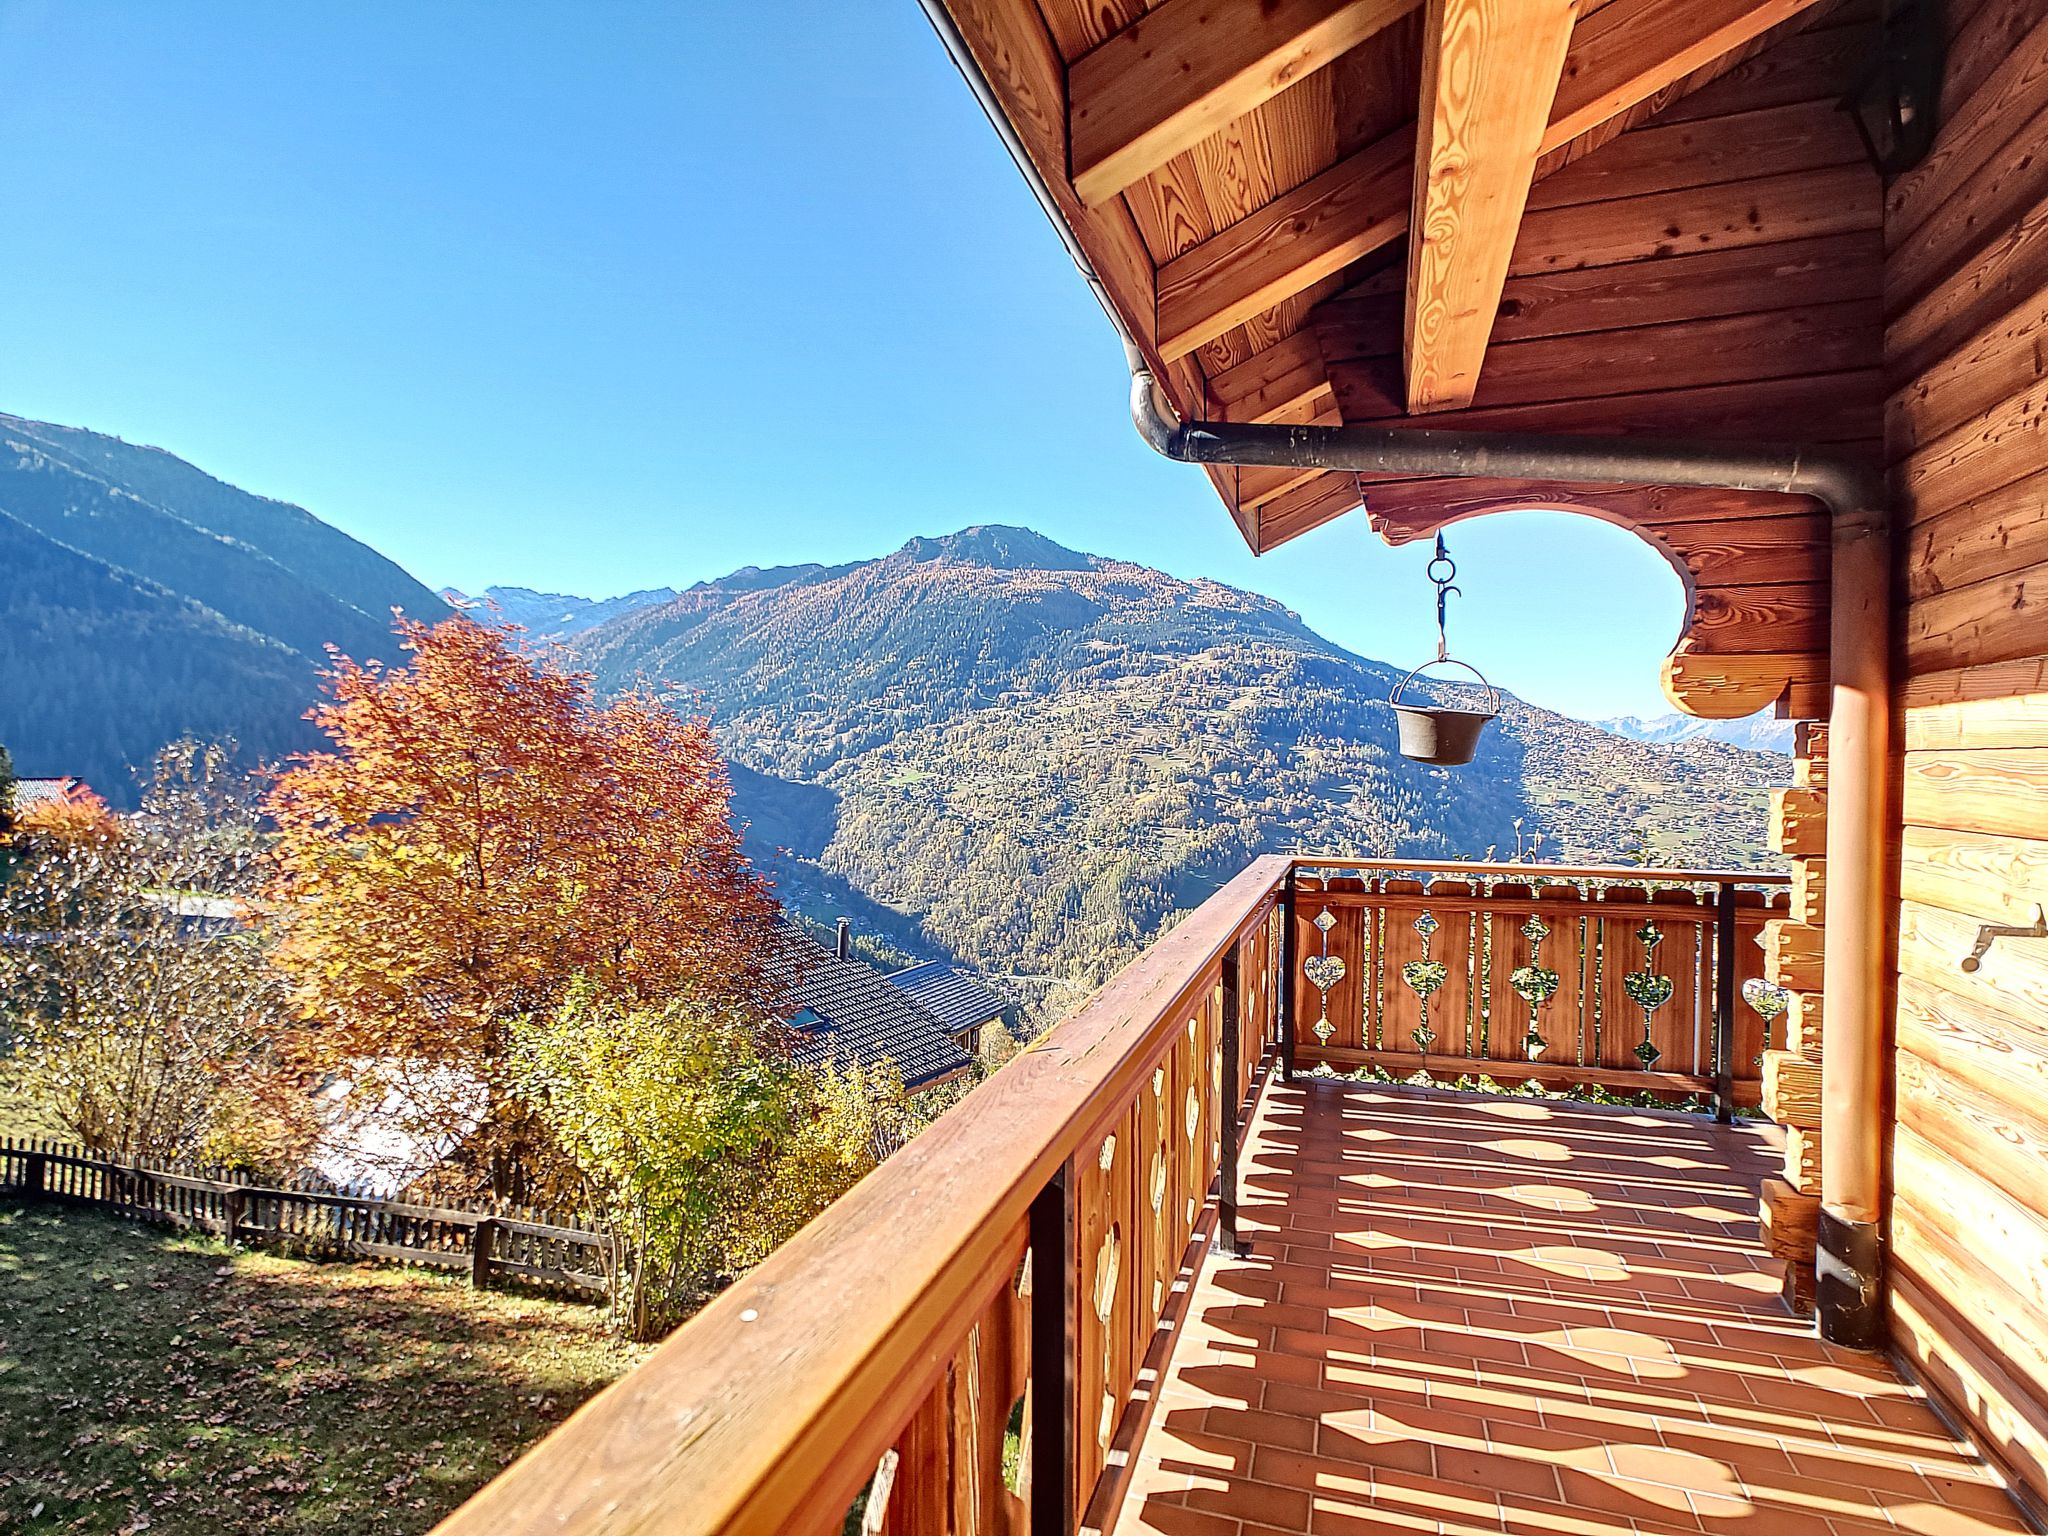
14,776,94,810
762,923,974,1090
888,961,1010,1037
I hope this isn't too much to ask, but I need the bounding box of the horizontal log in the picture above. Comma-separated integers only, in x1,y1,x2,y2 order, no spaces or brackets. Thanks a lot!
1504,233,1881,348
1655,12,1872,126
1903,652,2048,709
1788,859,1826,926
1884,73,2048,321
1905,687,2048,752
1783,1126,1822,1196
1895,370,2048,521
1896,971,2048,1120
1904,558,2048,676
1661,646,1824,721
1332,366,1886,449
1894,1122,2048,1324
1544,0,1833,150
1759,1175,1819,1260
1898,899,2048,1041
1658,517,1831,589
1761,1048,1822,1128
1885,181,2048,388
1907,467,2048,601
1889,1216,2048,1450
1511,162,1880,277
1900,822,2048,926
1794,720,1828,784
1784,989,1822,1055
1760,918,1824,993
1886,282,2048,456
1890,1271,2048,1504
1687,583,1827,654
1770,787,1827,859
1902,746,2048,840
1896,1047,2048,1230
1527,96,1867,213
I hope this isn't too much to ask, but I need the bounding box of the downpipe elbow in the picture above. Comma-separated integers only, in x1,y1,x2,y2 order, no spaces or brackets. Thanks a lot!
1127,354,1187,461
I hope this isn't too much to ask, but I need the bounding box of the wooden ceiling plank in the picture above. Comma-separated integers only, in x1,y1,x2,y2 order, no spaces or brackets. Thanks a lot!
1156,124,1417,359
1405,0,1577,412
1210,330,1333,421
1545,0,1833,152
1069,0,1417,208
1154,0,1834,363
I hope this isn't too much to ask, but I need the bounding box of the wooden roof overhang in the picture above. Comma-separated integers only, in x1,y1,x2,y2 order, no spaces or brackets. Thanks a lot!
931,0,1887,718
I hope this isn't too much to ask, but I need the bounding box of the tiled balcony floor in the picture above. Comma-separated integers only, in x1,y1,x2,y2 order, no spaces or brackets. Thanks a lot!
1112,1080,2032,1536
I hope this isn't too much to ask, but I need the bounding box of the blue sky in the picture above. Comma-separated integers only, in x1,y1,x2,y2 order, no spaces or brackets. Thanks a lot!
0,0,1687,721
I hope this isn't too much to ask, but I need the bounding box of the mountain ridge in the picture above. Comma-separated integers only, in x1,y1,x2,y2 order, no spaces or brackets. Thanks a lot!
568,524,1788,983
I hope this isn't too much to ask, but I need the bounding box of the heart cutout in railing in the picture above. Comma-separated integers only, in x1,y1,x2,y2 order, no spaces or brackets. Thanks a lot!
1509,963,1559,1006
1401,958,1448,999
1304,954,1346,993
1742,976,1789,1022
1622,970,1674,1013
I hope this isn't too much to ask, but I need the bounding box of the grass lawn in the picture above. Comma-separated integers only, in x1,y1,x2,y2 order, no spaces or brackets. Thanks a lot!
0,1201,651,1535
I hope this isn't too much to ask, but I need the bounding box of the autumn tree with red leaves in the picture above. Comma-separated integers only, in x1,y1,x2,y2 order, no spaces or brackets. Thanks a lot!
263,618,778,1191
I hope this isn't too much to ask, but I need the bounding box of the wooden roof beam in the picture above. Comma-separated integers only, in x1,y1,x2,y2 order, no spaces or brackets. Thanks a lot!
1155,0,1833,362
1069,0,1419,209
1405,0,1575,414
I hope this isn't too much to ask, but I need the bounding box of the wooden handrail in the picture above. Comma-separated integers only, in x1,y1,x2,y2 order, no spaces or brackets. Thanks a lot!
432,853,1292,1536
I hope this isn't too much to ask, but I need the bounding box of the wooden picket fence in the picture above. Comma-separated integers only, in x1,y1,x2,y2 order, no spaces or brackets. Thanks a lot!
0,1135,613,1298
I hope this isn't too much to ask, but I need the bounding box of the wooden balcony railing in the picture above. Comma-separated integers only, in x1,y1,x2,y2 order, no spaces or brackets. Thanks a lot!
1288,858,1790,1115
430,854,1785,1536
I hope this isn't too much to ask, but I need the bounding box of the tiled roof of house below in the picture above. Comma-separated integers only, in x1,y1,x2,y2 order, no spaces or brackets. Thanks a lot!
760,923,972,1091
888,961,1009,1038
14,776,88,810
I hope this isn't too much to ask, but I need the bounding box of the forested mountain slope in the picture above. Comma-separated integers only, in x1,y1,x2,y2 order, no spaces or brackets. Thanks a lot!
575,526,1788,983
0,414,448,796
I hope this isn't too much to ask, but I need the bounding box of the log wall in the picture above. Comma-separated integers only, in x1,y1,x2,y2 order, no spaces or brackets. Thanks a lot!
1884,0,2048,1504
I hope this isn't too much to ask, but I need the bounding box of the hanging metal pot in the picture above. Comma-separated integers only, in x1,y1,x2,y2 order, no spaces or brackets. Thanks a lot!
1390,533,1499,767
1390,657,1499,766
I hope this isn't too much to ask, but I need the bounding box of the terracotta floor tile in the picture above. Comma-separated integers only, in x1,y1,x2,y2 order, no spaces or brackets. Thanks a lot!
1108,1083,2029,1536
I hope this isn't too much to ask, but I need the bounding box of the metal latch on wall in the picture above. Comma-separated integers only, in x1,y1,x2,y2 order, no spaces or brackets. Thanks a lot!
1960,905,2048,973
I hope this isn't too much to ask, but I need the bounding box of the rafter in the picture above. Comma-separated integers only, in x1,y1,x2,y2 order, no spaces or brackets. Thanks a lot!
1154,0,1833,361
1069,0,1418,209
1405,0,1575,413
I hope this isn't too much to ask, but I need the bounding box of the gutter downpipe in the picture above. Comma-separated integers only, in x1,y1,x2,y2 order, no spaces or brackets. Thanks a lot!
919,0,1890,1348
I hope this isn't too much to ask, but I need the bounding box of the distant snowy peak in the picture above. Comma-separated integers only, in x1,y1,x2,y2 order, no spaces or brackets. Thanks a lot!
440,584,680,641
1596,709,1794,754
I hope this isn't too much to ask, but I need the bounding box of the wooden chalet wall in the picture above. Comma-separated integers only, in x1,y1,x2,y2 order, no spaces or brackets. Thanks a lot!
1881,0,2048,1505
